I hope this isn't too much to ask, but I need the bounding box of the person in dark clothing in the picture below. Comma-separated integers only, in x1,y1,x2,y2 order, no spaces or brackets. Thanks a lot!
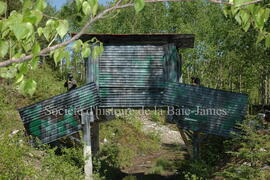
190,76,204,159
191,77,201,86
64,73,80,143
64,73,77,91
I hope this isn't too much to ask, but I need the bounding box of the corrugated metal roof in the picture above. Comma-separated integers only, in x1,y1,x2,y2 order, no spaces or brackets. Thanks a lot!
163,82,248,137
73,33,195,48
18,83,99,144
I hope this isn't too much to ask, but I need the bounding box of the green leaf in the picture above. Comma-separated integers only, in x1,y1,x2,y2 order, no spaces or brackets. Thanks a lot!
36,0,47,11
223,6,231,18
134,0,145,14
231,6,239,16
72,40,83,53
256,32,265,44
82,1,91,16
11,23,34,40
246,4,255,14
7,11,23,26
18,79,37,96
57,20,69,39
0,40,8,58
37,27,43,36
0,67,17,79
22,35,35,52
26,79,37,96
22,0,33,12
53,48,65,66
23,10,43,26
88,0,98,16
264,8,270,23
76,0,83,10
243,21,251,32
64,51,71,66
15,74,24,84
30,57,39,69
254,8,266,30
239,10,250,26
32,43,41,57
82,44,91,58
13,53,25,59
18,62,28,74
46,19,56,27
0,1,7,16
92,44,104,59
265,34,270,48
234,13,242,25
42,27,51,41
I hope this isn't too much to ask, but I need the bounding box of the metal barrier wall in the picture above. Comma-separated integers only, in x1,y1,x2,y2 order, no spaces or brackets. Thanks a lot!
18,83,99,144
163,82,248,137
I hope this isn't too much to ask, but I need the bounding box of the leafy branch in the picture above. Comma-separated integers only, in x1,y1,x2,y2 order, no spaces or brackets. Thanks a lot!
0,0,265,96
0,0,263,68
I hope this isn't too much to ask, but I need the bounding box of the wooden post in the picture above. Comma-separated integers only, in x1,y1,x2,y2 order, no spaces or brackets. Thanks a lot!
192,131,200,159
178,127,193,156
82,112,94,180
86,52,100,156
91,121,100,155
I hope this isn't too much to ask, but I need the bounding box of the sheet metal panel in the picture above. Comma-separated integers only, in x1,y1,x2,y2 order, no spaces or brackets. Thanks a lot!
163,82,248,137
18,83,99,144
97,45,172,108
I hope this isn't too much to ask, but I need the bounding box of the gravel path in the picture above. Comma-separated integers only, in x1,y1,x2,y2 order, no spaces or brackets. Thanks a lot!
140,116,184,145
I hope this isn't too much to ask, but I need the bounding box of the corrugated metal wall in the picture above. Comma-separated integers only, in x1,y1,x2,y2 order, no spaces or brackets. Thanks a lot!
18,83,99,144
87,44,181,108
163,82,248,137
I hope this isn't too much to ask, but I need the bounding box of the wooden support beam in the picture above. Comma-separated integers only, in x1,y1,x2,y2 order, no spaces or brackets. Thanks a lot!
82,112,94,180
185,130,193,139
177,125,192,156
192,131,200,159
91,121,100,155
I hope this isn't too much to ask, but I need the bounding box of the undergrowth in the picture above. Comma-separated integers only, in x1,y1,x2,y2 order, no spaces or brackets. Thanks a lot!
0,66,162,179
96,111,161,179
1,65,270,180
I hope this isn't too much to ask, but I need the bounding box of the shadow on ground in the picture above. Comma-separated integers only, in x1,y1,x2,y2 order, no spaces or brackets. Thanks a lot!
102,143,188,180
104,169,184,180
121,172,183,180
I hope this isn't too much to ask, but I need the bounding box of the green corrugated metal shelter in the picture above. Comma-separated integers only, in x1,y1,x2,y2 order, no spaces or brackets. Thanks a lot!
18,33,248,146
81,34,195,108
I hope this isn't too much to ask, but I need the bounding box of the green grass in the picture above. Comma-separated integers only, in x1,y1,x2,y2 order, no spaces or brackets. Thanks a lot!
99,111,161,169
0,65,84,179
149,110,166,125
2,65,268,180
0,65,66,132
0,65,164,179
146,158,175,175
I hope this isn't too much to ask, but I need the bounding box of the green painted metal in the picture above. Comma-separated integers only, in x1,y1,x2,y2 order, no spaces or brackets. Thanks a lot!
18,34,249,143
87,44,181,108
163,82,248,137
18,83,99,144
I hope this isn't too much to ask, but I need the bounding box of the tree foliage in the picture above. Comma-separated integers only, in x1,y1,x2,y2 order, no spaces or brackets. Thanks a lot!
0,0,104,96
0,0,268,99
225,0,270,47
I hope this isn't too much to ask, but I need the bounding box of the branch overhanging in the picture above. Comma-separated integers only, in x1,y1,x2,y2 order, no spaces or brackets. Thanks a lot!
0,0,263,68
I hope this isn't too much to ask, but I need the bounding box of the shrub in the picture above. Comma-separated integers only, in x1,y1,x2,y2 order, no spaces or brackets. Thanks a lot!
219,116,270,180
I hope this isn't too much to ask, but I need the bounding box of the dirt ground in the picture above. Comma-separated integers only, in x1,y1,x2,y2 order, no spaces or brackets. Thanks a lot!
121,116,188,179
